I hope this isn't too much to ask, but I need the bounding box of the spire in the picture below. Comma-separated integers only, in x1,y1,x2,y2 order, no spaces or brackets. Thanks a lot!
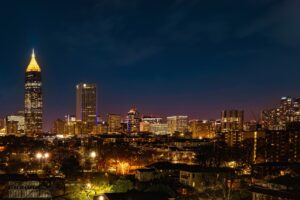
32,49,35,58
26,49,41,72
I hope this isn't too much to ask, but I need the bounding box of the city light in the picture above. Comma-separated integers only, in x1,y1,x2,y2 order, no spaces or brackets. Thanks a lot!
36,152,50,160
118,161,129,175
86,183,92,189
90,151,96,159
36,152,42,159
98,195,104,200
44,153,49,159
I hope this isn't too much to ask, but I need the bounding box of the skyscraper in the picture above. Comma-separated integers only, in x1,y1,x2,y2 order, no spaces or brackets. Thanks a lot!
24,50,43,135
76,83,97,134
127,107,140,133
221,110,244,146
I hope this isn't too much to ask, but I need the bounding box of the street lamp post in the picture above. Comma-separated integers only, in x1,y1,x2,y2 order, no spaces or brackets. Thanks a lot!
90,151,97,172
35,152,50,173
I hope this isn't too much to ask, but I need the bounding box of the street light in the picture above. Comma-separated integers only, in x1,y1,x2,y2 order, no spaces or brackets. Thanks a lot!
89,151,97,172
86,183,92,189
98,195,104,200
35,152,50,160
35,152,50,173
44,152,49,159
90,151,96,159
36,152,42,159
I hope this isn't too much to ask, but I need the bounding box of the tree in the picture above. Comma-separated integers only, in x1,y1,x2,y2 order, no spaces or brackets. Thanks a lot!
112,178,133,193
60,155,82,179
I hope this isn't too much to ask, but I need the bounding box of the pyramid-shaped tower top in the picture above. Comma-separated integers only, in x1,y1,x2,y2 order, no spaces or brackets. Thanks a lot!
26,49,41,72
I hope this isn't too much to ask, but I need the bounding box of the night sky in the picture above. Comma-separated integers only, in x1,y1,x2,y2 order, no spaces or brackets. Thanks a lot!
1,0,300,130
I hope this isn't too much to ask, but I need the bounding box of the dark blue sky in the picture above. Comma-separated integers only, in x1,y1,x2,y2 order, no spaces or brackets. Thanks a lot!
1,0,300,130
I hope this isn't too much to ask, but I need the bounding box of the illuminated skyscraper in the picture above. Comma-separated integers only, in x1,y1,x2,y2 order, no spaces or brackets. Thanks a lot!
76,83,97,134
24,50,43,135
127,107,140,133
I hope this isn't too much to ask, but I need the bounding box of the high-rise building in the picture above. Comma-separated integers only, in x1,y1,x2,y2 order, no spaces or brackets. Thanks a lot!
6,111,25,134
127,107,140,133
265,122,300,163
64,115,87,135
108,114,122,133
262,97,300,130
167,116,188,134
24,50,43,135
76,83,97,134
52,118,66,135
221,110,244,132
221,110,244,146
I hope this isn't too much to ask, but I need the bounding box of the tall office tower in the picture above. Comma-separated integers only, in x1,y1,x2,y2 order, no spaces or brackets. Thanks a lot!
262,97,300,130
108,114,122,133
221,110,244,146
127,107,140,133
167,116,188,134
76,83,97,134
24,50,43,135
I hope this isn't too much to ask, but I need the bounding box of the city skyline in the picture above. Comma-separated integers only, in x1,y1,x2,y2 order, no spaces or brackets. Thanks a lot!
1,0,300,131
2,49,300,131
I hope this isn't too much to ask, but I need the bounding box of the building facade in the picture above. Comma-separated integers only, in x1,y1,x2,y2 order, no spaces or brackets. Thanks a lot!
140,117,163,133
127,107,140,133
24,50,43,135
167,116,188,134
265,122,300,163
108,114,122,133
221,110,244,132
6,111,25,134
189,119,214,139
220,110,244,146
149,123,168,135
262,96,300,130
76,83,97,134
52,118,66,135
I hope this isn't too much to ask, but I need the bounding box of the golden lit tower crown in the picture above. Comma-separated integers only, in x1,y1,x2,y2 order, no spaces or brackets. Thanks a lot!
26,49,41,72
